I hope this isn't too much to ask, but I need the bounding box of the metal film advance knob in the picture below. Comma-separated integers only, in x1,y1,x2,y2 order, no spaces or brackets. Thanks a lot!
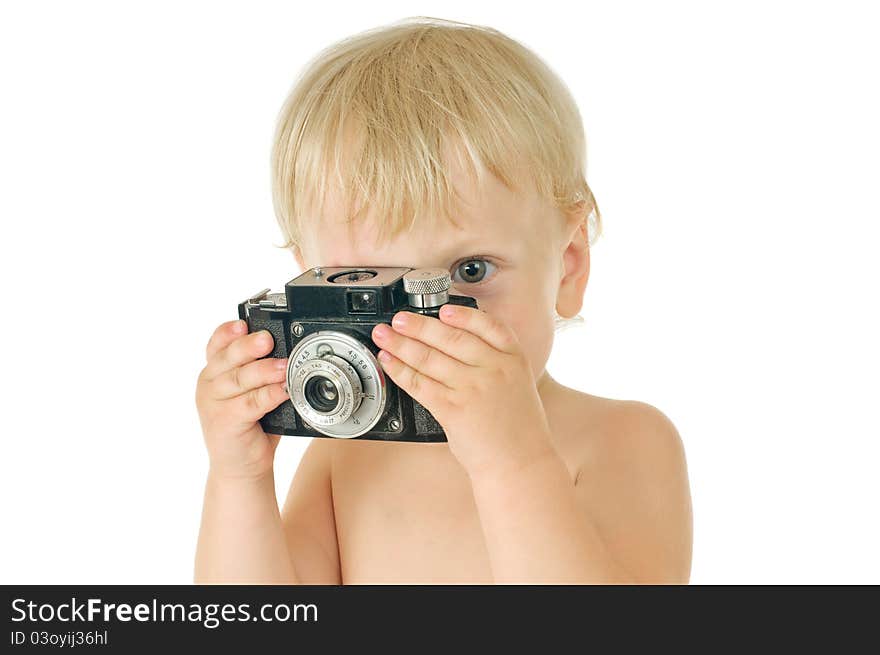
403,268,452,308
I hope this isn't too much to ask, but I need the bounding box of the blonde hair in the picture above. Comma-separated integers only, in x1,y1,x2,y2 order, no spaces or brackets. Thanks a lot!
270,16,601,331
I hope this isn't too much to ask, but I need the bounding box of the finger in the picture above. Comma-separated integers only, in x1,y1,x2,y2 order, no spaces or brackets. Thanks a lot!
209,356,289,401
386,310,494,366
371,323,470,386
203,329,275,380
206,320,248,361
227,381,290,426
437,304,520,355
376,350,453,414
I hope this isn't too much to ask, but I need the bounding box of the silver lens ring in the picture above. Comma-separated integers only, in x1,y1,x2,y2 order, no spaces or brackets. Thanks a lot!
287,330,387,438
292,354,362,425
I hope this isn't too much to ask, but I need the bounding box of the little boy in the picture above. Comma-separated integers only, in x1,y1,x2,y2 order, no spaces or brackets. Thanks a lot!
194,17,692,584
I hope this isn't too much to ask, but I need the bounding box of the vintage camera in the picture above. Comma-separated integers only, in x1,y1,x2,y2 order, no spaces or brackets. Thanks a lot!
237,266,478,442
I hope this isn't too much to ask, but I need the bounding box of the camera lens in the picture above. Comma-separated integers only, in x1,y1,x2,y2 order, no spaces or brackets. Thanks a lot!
304,375,340,413
287,330,387,438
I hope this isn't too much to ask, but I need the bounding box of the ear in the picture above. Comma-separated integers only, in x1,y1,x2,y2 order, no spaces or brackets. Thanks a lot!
292,244,306,272
555,204,591,319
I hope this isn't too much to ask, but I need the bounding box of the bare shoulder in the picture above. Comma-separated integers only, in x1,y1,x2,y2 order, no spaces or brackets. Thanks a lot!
587,396,688,472
561,390,694,583
552,389,687,477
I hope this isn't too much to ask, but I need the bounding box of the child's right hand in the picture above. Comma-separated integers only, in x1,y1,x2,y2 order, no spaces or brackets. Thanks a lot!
195,320,290,481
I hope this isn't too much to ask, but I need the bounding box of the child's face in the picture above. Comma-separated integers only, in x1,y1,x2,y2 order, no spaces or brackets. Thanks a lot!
293,154,588,389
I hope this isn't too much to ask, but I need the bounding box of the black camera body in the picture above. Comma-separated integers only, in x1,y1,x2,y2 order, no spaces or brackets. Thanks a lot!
237,266,478,442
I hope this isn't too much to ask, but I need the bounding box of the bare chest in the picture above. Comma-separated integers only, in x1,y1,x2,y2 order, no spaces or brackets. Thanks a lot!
331,442,495,584
323,387,616,583
329,420,589,584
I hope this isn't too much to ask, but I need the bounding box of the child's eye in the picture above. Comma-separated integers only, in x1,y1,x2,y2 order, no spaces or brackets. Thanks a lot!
451,257,497,285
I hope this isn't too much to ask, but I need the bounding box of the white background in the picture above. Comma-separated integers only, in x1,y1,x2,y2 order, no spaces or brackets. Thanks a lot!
1,1,877,584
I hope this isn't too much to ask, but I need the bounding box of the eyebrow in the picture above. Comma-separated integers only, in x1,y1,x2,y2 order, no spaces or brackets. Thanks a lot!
437,242,477,259
433,231,510,260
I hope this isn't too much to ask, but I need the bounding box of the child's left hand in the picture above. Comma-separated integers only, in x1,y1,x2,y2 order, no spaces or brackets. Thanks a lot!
371,304,556,479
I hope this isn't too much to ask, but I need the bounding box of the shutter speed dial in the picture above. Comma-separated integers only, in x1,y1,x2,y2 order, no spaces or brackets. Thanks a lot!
403,268,452,308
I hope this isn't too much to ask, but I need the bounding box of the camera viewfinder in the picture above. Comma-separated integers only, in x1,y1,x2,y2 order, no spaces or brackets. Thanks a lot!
347,289,378,314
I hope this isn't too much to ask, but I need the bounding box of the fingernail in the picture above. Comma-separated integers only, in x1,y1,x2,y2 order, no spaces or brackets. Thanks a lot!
233,320,246,333
274,358,288,369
